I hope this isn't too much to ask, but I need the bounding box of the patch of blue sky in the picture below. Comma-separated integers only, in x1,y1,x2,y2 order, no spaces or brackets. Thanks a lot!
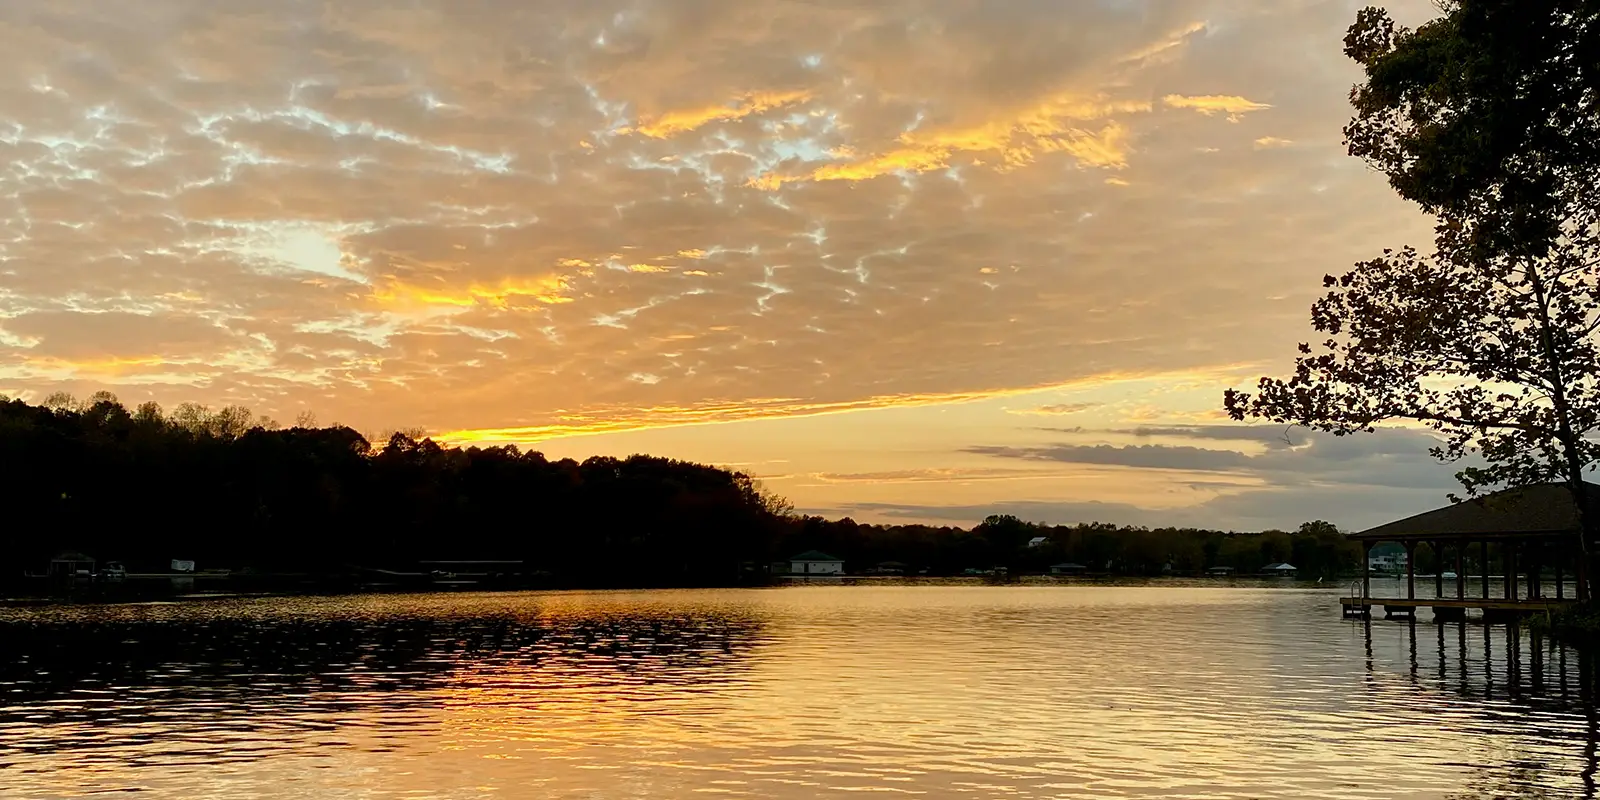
295,315,398,347
440,323,518,342
767,136,834,164
225,223,369,283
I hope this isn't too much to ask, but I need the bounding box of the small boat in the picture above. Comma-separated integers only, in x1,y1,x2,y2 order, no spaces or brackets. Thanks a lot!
1441,571,1458,580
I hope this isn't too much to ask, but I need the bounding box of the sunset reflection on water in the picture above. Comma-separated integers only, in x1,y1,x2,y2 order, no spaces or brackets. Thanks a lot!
0,586,1594,799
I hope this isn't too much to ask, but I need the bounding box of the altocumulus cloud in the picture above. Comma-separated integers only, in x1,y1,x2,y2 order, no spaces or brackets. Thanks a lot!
968,425,1460,491
848,424,1470,529
0,0,1438,444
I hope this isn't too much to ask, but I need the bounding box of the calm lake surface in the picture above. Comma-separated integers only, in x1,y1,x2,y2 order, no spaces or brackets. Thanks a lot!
1,583,1596,799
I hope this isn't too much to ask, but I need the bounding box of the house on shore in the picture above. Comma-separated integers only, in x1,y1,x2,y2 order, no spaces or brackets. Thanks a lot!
1049,562,1087,575
48,552,95,580
1206,566,1235,577
1261,563,1298,578
1367,542,1408,574
789,550,845,575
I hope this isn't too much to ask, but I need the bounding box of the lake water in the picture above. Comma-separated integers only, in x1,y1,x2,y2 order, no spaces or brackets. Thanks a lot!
1,583,1595,799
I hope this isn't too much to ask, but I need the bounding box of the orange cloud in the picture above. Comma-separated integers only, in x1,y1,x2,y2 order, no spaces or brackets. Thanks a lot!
632,90,812,138
1162,94,1271,119
436,367,1247,446
368,274,573,312
1007,402,1102,416
21,356,175,375
753,96,1146,188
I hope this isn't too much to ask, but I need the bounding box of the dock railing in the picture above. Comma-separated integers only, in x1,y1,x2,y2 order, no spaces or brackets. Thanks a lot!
1342,580,1369,618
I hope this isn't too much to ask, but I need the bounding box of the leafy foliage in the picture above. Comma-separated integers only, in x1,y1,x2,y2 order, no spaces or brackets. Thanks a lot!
0,394,1360,582
776,517,1362,579
0,395,785,586
1224,231,1600,496
1344,1,1600,258
1228,3,1600,511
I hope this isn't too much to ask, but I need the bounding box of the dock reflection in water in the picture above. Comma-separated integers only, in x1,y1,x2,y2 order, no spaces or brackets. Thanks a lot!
1360,614,1600,799
2,586,1599,799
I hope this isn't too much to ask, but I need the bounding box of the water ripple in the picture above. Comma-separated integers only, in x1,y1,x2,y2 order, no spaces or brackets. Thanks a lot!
0,586,1595,798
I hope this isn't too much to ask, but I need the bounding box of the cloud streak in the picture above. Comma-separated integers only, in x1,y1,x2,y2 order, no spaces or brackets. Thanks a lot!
0,0,1446,525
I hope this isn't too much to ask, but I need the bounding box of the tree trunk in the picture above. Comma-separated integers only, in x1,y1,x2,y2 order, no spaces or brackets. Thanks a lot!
1566,463,1596,603
1529,260,1594,602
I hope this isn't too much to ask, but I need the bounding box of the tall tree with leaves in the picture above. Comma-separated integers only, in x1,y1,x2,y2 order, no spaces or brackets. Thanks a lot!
1225,1,1600,579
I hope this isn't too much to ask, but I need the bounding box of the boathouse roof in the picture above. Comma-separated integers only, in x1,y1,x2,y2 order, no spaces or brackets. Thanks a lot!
1351,482,1600,542
790,550,843,562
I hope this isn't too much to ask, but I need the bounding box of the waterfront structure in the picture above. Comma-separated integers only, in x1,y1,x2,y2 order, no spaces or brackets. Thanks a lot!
1341,483,1591,619
47,552,95,580
789,550,845,575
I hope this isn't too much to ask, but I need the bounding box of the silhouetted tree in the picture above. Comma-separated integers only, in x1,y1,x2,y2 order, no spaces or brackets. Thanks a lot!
0,394,1368,587
1228,2,1600,577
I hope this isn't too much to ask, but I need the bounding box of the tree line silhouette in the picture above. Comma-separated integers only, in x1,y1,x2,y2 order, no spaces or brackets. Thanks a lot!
782,515,1362,580
0,393,1363,588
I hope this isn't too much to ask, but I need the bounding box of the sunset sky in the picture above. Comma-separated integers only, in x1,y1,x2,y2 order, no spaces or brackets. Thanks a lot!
0,0,1452,531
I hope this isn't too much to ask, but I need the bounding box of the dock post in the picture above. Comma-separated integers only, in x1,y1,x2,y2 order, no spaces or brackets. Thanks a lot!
1558,552,1565,600
1362,541,1371,606
1456,544,1465,600
1507,541,1516,601
1482,541,1491,600
1434,541,1443,600
1406,541,1416,600
1528,544,1539,599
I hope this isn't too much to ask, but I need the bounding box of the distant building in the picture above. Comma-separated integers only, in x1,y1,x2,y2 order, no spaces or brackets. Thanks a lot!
1049,562,1087,575
1206,566,1235,577
1261,563,1298,578
49,552,95,580
1367,544,1408,574
789,550,845,575
1027,536,1049,548
866,561,908,575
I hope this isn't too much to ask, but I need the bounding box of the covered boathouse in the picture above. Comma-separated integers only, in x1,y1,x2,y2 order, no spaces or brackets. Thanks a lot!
1341,482,1594,620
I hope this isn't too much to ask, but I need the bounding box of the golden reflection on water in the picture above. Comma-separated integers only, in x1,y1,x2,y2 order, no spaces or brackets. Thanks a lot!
1,585,1595,799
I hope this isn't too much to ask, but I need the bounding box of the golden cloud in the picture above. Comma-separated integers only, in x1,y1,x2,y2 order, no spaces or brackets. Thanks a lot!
632,90,812,138
1007,402,1102,416
368,274,573,312
20,355,175,375
1162,94,1272,119
436,367,1247,446
753,96,1147,188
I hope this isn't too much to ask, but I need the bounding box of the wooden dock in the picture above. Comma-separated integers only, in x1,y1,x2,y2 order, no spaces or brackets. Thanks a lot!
1341,596,1576,620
